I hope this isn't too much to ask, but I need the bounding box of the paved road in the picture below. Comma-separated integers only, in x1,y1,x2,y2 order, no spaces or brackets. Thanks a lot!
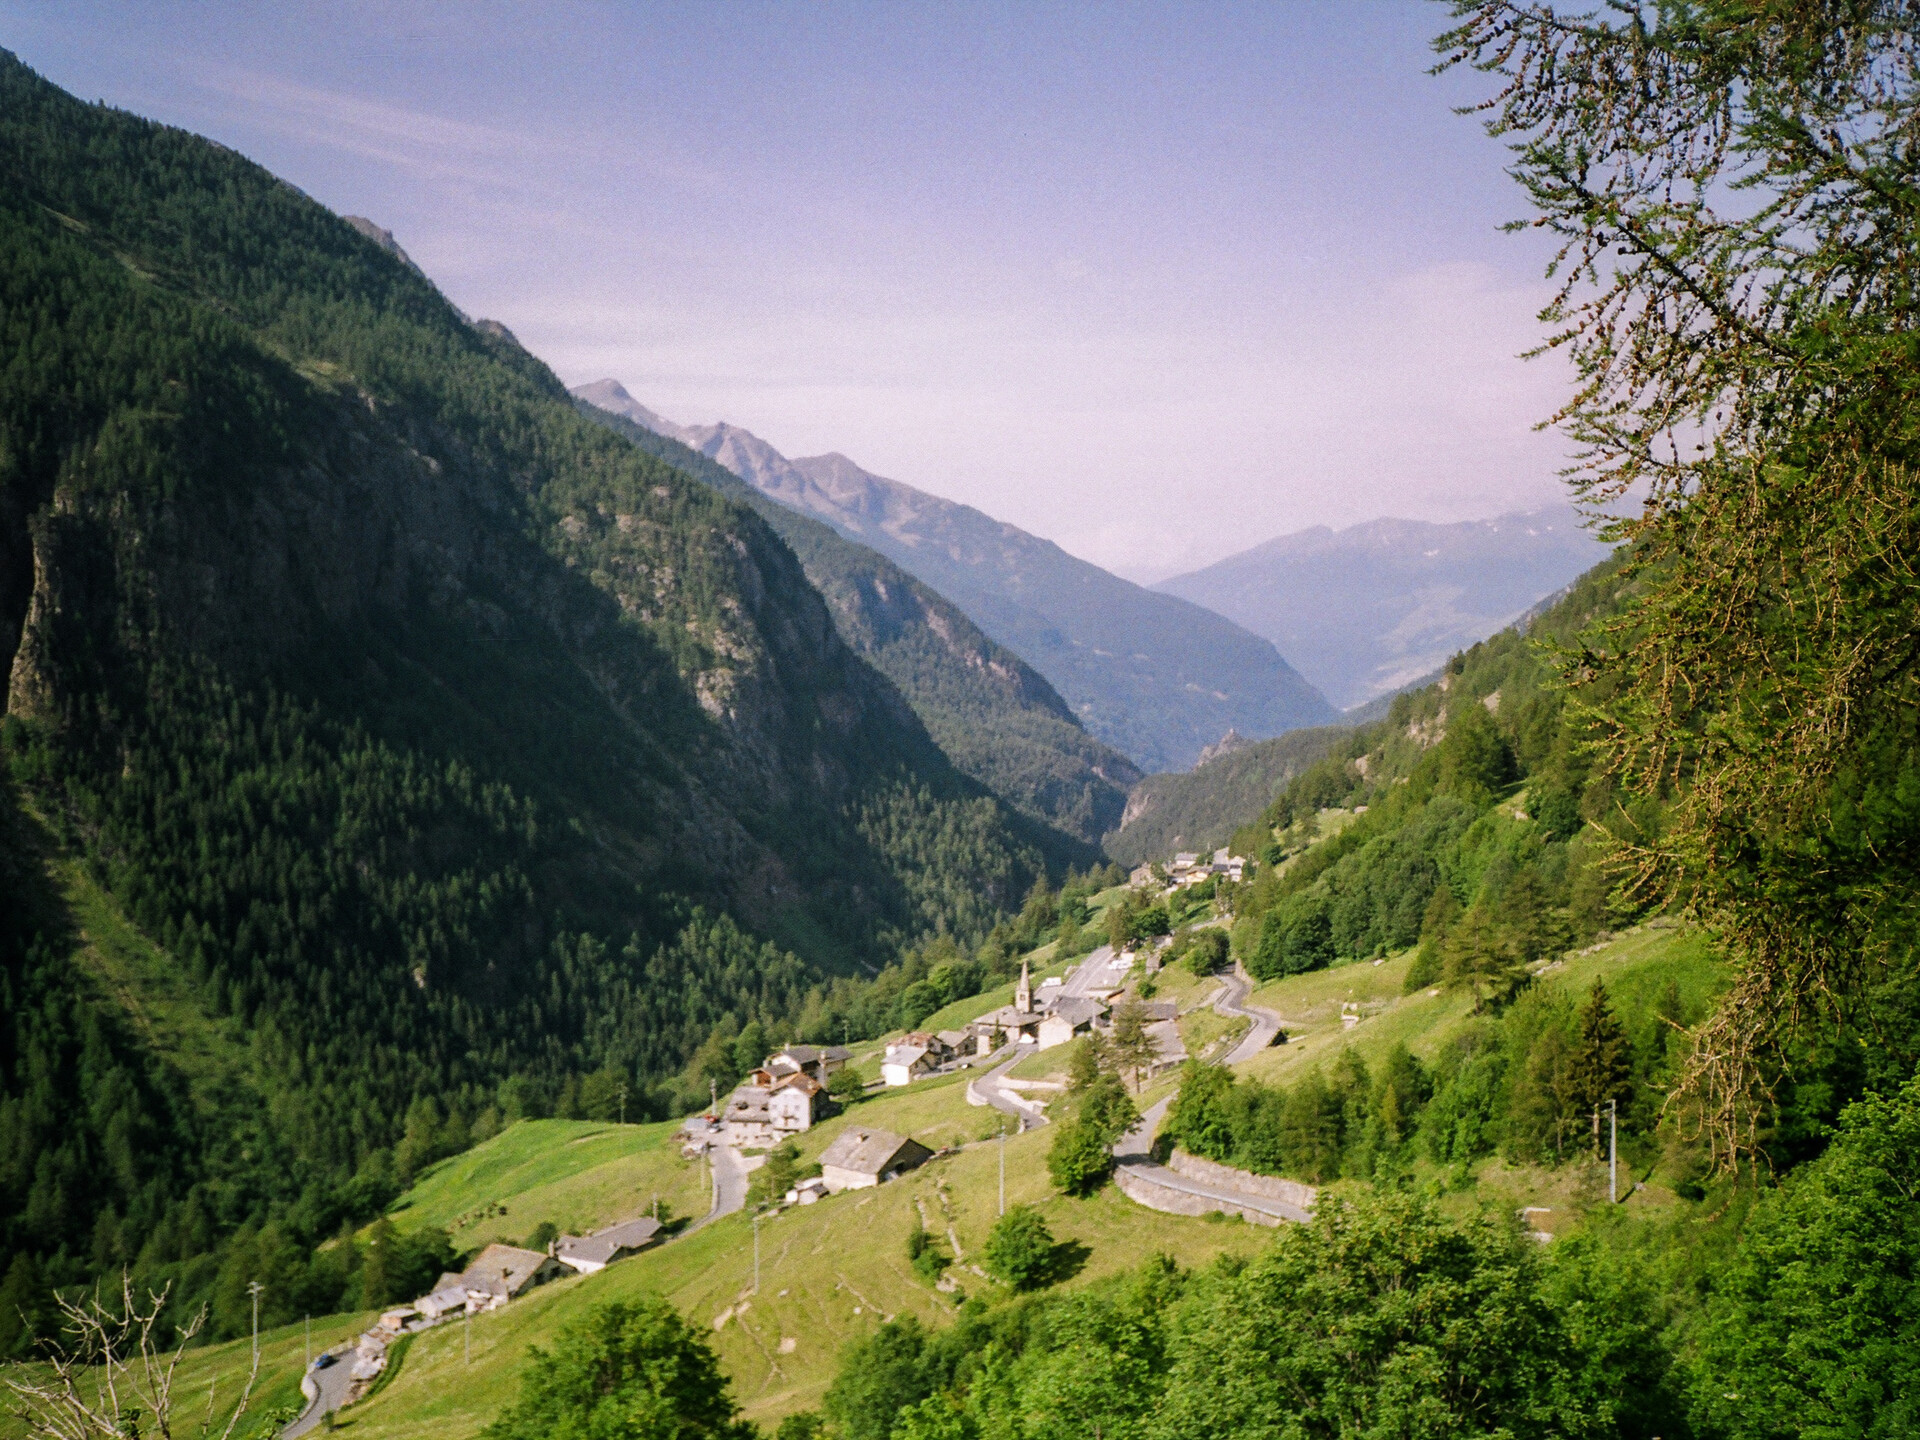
284,1352,356,1439
1112,1096,1311,1223
1214,961,1284,1064
967,1047,1049,1129
686,1141,754,1233
1058,944,1131,1000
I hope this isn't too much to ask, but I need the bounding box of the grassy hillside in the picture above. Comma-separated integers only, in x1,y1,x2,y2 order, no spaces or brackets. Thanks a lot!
574,391,1140,848
286,1073,1270,1435
1103,723,1349,866
384,1119,710,1249
1237,922,1723,1088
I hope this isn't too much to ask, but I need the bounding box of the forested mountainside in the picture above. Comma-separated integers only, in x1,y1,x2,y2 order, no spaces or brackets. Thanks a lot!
1157,507,1605,709
0,53,1057,1330
573,383,1339,772
575,388,1140,844
1103,725,1348,867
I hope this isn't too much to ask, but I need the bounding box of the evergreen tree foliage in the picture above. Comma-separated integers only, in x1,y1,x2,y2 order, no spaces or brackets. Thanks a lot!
1695,1072,1920,1440
1566,980,1634,1156
1442,0,1920,1161
0,50,1059,1326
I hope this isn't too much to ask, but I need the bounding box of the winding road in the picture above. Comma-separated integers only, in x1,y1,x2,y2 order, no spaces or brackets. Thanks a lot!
1212,961,1284,1064
687,1140,755,1233
283,1352,357,1439
966,1047,1049,1129
1113,1096,1312,1224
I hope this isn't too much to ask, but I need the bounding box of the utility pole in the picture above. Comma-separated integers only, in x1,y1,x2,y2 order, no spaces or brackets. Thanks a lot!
709,1077,717,1115
1609,1099,1618,1204
464,1306,471,1365
752,1210,761,1293
304,1313,310,1368
247,1281,264,1370
618,1083,628,1126
998,1118,1006,1216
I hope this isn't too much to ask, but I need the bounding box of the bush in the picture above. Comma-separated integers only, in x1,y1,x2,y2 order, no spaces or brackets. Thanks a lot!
1182,929,1230,977
482,1295,754,1440
827,1067,869,1105
906,1221,950,1285
983,1205,1058,1291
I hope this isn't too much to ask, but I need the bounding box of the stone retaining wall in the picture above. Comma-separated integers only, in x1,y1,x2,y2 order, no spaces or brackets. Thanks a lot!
1168,1150,1317,1211
1113,1163,1285,1227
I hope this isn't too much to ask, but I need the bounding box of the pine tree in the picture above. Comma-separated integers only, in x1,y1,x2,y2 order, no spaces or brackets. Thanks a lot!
1440,904,1527,1013
1109,997,1158,1090
1404,886,1458,994
1567,981,1633,1156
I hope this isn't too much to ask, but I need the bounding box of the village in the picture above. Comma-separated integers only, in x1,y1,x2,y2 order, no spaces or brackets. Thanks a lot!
297,847,1275,1429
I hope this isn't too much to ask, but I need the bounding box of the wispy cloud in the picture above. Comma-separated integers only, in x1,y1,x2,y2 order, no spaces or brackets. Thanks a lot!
181,60,537,180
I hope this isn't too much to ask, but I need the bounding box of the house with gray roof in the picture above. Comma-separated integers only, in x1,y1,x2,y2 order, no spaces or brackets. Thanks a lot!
553,1217,662,1275
1038,995,1109,1050
818,1126,933,1192
445,1243,562,1310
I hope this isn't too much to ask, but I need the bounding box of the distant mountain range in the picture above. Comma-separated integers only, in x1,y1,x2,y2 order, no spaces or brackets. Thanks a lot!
573,397,1142,844
1155,509,1608,710
575,381,1340,773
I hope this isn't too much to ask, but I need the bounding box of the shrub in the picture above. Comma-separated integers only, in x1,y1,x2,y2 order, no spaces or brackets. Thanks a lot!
983,1205,1058,1291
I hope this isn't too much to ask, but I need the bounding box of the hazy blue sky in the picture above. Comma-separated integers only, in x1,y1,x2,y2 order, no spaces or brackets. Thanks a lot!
5,2,1581,580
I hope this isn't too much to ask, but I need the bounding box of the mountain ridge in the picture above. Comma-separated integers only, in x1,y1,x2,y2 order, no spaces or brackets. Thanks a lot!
1155,507,1606,709
573,381,1340,772
573,387,1142,842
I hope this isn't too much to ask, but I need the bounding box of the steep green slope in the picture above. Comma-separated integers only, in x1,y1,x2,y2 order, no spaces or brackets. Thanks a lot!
1102,724,1350,866
575,391,1140,845
0,50,1050,1326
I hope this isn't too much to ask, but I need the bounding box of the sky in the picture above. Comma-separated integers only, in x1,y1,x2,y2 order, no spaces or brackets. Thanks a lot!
5,2,1583,581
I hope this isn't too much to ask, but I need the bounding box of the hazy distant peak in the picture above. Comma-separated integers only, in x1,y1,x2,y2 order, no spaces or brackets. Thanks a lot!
567,380,1339,768
1155,504,1608,709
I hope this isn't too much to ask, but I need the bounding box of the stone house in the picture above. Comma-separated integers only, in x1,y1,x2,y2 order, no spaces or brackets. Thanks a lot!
819,1126,933,1192
553,1217,662,1275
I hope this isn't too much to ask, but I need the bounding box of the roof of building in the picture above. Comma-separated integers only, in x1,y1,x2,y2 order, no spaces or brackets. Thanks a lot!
773,1044,851,1066
1045,996,1109,1027
936,1029,971,1048
555,1216,662,1266
458,1243,551,1296
772,1072,823,1096
819,1126,931,1177
976,1005,1043,1030
727,1085,773,1118
1137,1000,1179,1022
884,1043,931,1067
